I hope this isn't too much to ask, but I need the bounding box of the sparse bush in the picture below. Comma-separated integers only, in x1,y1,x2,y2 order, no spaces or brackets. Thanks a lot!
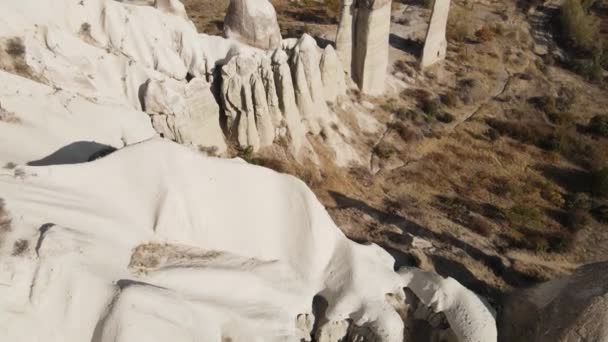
534,95,558,115
592,167,608,197
421,97,440,117
436,112,455,124
198,145,219,156
568,57,604,82
541,182,565,207
424,0,435,9
547,111,575,126
80,22,91,36
250,156,288,173
486,118,555,148
12,239,29,256
0,198,12,247
506,205,543,229
5,37,25,57
559,0,600,53
589,114,608,137
448,7,472,42
374,143,396,159
475,26,495,43
469,215,494,237
566,209,591,232
0,106,21,124
237,145,255,163
567,192,592,210
388,121,419,142
441,92,459,108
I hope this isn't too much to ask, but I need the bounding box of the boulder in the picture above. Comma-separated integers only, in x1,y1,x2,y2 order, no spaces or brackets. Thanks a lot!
352,0,392,95
420,0,451,69
499,262,608,342
224,0,283,50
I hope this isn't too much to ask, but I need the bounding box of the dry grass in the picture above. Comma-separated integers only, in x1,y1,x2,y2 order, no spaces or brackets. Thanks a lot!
0,106,21,124
0,198,12,248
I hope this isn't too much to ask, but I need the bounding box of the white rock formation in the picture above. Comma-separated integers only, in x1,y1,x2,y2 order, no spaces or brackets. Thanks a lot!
352,0,392,96
421,0,452,69
0,138,498,342
0,69,155,165
335,0,391,95
401,267,498,342
217,33,356,165
0,0,231,153
320,45,347,103
335,0,355,75
145,78,227,153
224,0,283,50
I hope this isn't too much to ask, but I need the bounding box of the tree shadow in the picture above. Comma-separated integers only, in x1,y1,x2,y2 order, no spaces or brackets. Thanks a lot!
430,255,503,303
27,141,117,166
389,34,423,57
537,163,591,194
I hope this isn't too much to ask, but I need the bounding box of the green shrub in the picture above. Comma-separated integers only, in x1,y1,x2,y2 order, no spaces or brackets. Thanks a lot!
421,97,440,117
560,0,600,53
589,114,608,137
374,144,396,159
568,56,604,82
506,205,543,229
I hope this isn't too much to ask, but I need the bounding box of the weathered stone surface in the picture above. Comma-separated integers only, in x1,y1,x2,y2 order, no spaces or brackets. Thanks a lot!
421,0,451,69
335,0,354,75
220,55,263,151
144,78,227,153
272,48,310,158
499,262,608,342
224,0,282,50
251,72,275,146
352,0,391,95
320,45,346,103
291,35,324,135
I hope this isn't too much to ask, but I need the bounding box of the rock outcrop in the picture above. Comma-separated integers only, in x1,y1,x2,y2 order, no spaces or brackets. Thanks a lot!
145,78,227,154
224,0,283,50
335,0,392,95
352,0,392,95
335,0,355,75
499,262,608,342
219,33,353,164
421,0,451,69
0,140,498,342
